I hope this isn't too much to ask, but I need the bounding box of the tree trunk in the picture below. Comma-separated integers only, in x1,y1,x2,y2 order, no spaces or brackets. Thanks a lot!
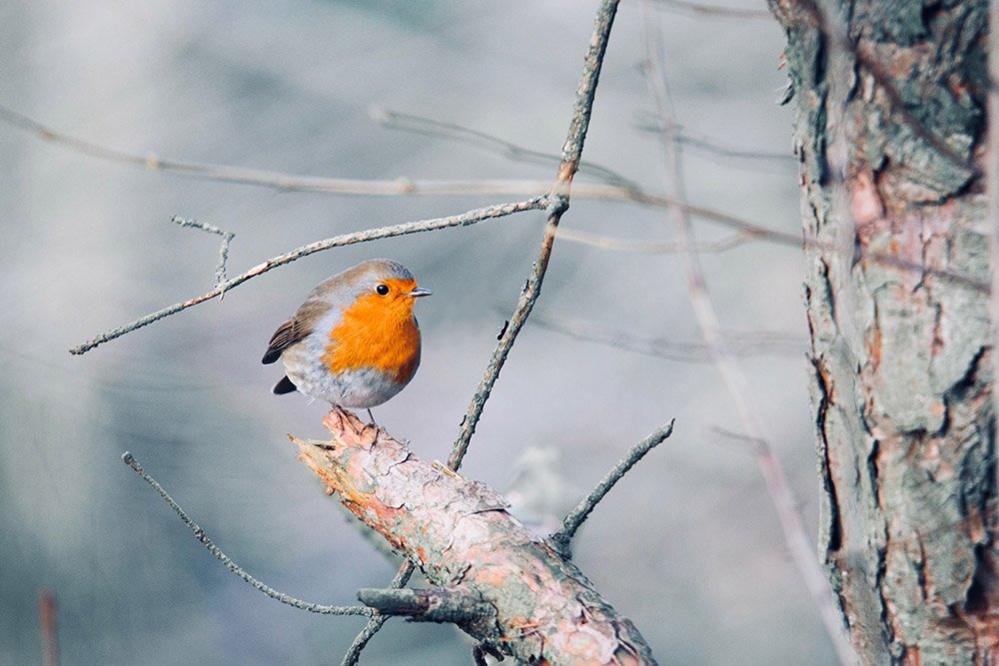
771,1,999,663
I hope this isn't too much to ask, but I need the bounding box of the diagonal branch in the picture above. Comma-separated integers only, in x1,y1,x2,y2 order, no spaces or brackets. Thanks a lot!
69,197,546,355
550,420,675,556
121,452,372,617
449,0,621,468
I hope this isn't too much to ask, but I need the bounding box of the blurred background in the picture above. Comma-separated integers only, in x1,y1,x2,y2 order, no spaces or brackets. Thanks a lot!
0,1,828,663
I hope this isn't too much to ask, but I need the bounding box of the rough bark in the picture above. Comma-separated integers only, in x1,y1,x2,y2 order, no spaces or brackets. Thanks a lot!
294,408,656,665
770,1,999,663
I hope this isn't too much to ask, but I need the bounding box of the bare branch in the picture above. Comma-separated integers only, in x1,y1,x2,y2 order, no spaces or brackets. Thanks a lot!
638,4,855,662
557,225,753,253
449,0,621,469
357,587,495,624
550,420,675,556
120,451,372,617
172,216,235,290
648,0,772,20
528,312,804,363
298,408,658,664
373,107,639,189
70,197,546,355
634,118,795,164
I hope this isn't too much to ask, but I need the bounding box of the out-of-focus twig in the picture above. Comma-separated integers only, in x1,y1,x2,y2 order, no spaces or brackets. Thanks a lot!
649,0,771,19
121,451,372,617
38,589,59,666
557,226,753,253
550,420,675,556
372,106,639,189
639,4,855,662
528,311,804,363
70,197,546,355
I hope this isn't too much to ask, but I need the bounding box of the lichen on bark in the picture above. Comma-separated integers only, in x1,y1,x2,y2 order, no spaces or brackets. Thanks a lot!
771,0,998,662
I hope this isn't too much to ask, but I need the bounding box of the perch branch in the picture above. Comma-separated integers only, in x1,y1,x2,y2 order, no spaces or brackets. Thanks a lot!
70,197,546,355
296,408,658,664
121,451,372,617
551,420,675,556
449,0,620,467
638,5,854,662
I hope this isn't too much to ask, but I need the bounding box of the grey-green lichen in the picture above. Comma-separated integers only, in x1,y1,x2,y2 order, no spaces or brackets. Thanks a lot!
772,0,997,662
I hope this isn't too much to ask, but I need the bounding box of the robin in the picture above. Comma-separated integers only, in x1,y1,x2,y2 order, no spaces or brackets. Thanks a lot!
262,259,431,413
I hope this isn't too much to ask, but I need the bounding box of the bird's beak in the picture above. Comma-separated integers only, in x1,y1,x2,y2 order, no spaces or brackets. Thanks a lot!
408,287,432,298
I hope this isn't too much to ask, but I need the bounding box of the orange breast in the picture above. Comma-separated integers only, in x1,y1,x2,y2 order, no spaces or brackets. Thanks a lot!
322,280,421,384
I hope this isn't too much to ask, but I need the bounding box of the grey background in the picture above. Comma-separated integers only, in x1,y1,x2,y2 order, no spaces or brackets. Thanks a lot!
0,1,830,664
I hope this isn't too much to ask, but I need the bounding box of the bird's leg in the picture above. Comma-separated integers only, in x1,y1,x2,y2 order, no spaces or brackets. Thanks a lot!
366,408,376,425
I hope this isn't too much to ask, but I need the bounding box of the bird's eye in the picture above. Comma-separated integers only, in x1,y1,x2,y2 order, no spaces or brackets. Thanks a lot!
376,284,390,296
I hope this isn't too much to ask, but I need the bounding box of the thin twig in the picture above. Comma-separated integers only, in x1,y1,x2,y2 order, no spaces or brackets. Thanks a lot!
550,420,675,555
70,197,546,355
634,118,795,164
639,4,855,662
172,216,235,289
528,311,804,362
121,451,372,617
340,562,414,666
38,589,59,666
649,0,772,19
373,106,639,189
557,225,752,253
448,0,621,469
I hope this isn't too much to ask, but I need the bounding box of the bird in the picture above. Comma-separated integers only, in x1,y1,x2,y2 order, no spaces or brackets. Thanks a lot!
262,259,430,414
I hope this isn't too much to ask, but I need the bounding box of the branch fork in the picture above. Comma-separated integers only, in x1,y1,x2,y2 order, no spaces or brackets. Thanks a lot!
294,407,659,665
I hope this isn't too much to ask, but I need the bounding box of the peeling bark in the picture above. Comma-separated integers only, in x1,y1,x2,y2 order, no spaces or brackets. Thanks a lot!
772,1,999,663
294,409,656,665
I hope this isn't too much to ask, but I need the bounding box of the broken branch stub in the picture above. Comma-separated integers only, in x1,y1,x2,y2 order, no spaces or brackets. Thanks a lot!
294,408,657,665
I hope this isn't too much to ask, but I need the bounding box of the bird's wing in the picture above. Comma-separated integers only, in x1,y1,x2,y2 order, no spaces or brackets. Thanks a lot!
261,298,332,364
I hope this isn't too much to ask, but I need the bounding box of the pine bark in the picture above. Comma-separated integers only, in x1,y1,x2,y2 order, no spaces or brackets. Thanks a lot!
294,409,656,665
770,1,998,663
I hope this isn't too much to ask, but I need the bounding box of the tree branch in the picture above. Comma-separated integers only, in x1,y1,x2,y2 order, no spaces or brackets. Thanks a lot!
356,587,495,624
550,420,675,557
296,408,658,664
70,197,546,355
121,452,372,617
